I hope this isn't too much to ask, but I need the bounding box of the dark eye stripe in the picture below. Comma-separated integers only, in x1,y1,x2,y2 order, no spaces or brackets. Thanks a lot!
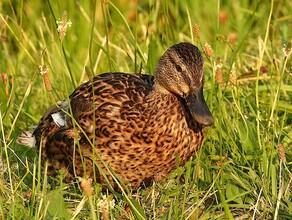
168,53,192,86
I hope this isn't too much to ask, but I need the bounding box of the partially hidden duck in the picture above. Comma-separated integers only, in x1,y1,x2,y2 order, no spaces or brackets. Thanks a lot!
18,42,214,191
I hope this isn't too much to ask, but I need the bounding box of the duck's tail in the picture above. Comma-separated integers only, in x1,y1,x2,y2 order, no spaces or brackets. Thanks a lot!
17,131,36,148
16,100,70,148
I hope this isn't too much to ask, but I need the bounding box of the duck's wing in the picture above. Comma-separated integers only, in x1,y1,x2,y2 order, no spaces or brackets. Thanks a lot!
69,72,153,134
17,73,153,147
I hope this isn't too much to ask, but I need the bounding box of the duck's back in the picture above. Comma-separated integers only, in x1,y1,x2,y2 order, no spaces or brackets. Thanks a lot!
69,72,154,135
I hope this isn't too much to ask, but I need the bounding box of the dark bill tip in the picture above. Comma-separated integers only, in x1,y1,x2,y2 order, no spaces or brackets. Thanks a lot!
185,88,214,127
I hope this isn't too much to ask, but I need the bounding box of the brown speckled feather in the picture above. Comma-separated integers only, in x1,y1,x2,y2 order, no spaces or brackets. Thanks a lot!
18,42,214,191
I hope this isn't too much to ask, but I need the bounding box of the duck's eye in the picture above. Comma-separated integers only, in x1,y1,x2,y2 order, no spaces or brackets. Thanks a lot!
175,65,183,72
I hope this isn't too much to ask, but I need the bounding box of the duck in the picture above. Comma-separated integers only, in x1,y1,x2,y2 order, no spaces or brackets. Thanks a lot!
17,42,214,191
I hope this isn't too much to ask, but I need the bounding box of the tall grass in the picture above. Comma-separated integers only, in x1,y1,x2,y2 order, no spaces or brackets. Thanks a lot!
0,0,291,219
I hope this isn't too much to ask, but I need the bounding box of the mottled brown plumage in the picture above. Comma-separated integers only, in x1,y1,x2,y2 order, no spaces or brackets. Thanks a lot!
18,42,214,191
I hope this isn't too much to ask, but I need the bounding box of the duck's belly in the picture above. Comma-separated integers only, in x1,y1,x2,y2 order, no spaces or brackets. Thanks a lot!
79,131,203,190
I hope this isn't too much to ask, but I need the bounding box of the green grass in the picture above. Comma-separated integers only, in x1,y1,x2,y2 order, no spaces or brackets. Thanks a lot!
1,0,292,219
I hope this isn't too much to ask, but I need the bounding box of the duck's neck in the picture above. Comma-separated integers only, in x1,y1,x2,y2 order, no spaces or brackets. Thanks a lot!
152,83,172,95
144,84,185,130
145,83,202,135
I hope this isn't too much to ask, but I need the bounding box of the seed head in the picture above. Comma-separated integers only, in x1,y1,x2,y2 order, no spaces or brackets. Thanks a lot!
0,72,9,96
230,64,237,85
193,24,200,41
228,33,238,45
282,43,291,59
219,11,228,24
56,11,72,40
277,143,286,163
203,42,213,58
79,177,93,196
214,57,223,84
97,194,115,220
39,65,51,91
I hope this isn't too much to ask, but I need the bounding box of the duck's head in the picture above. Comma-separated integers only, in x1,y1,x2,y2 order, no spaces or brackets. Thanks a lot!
154,42,214,127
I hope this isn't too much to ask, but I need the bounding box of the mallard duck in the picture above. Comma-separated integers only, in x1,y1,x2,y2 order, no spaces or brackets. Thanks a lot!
18,42,214,191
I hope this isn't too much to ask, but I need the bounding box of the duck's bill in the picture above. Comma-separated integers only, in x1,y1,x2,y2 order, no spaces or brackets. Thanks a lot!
185,88,214,126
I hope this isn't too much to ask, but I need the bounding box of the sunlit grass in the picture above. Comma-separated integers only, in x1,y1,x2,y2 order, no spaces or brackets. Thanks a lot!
0,0,291,219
